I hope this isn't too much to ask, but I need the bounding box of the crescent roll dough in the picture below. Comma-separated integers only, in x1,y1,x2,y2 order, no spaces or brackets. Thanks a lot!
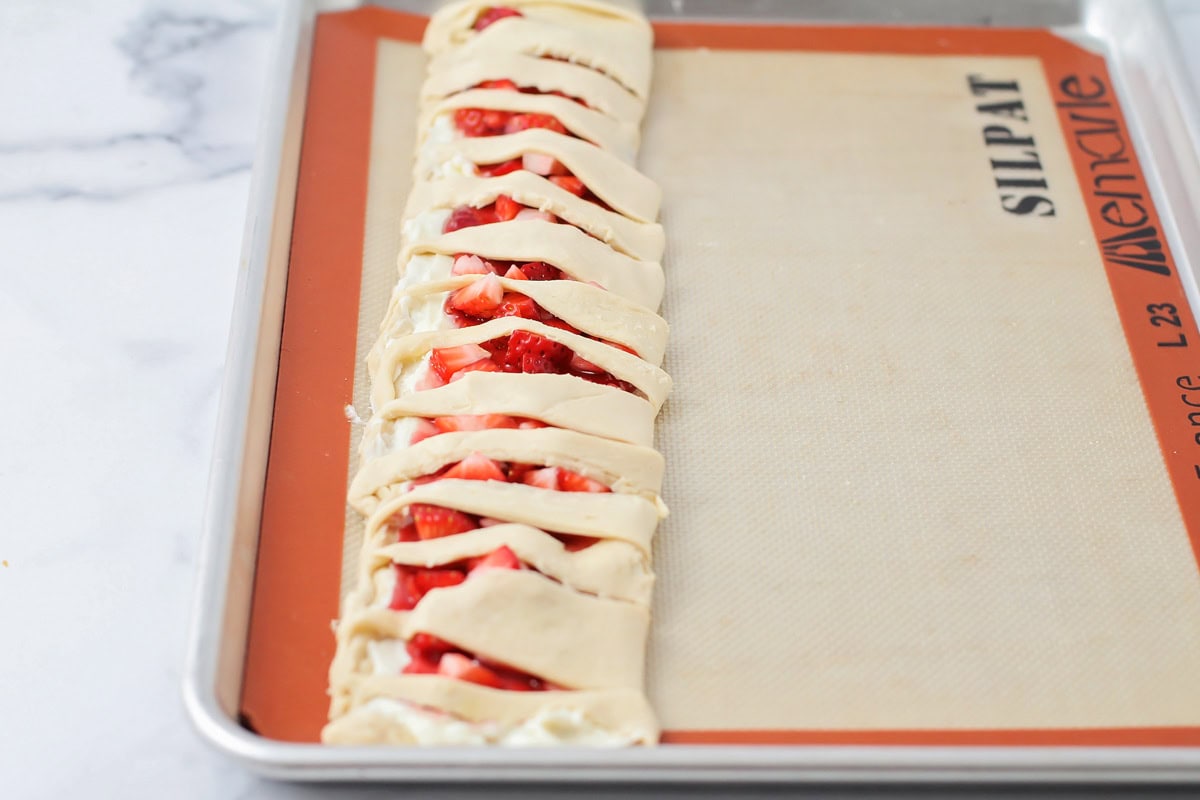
326,0,666,747
417,128,661,221
404,171,665,260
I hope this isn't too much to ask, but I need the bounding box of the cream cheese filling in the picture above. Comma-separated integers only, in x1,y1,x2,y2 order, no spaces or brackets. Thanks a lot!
357,697,634,746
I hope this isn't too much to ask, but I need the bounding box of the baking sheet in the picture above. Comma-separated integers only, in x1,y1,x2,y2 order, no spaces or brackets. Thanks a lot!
188,0,1200,782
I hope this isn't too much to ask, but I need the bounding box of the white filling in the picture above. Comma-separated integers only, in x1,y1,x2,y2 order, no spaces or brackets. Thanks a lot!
358,697,634,746
367,638,411,675
418,114,477,179
401,208,453,245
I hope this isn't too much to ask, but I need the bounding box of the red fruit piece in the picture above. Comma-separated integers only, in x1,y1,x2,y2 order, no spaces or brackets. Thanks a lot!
477,158,522,177
518,419,548,429
433,414,518,432
444,205,493,232
568,352,605,374
395,522,420,543
523,466,561,490
494,194,521,221
413,568,467,594
469,545,522,573
411,503,477,539
407,632,450,658
474,6,523,31
449,359,500,382
503,331,572,374
453,108,488,137
429,344,490,381
438,653,505,689
443,452,507,482
504,113,567,135
494,292,539,319
477,78,518,91
519,261,562,281
481,109,510,131
504,265,528,280
447,274,503,317
549,175,586,196
409,418,440,445
389,566,421,611
559,469,611,493
452,254,490,275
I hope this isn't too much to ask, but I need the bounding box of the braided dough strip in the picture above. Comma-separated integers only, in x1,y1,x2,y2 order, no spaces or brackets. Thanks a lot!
381,275,669,365
420,90,637,161
423,0,653,99
338,569,650,691
404,171,665,261
323,676,658,745
399,219,664,310
369,316,673,413
417,128,660,221
423,49,645,123
349,426,664,510
356,478,662,552
360,372,657,450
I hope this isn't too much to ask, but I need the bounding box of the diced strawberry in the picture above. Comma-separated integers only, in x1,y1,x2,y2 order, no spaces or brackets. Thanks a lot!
438,653,505,689
474,6,523,31
481,109,510,131
515,208,556,223
429,344,491,381
506,462,533,483
452,254,490,275
409,418,440,444
413,568,467,594
453,108,488,137
478,516,507,527
444,205,494,232
449,358,500,382
504,265,528,280
415,367,447,391
477,78,518,91
557,533,600,552
494,194,521,221
522,152,558,176
395,522,420,543
433,414,518,433
403,654,440,675
470,545,522,573
443,452,507,482
568,352,605,374
406,632,453,662
560,469,611,493
477,158,523,177
519,261,562,281
389,567,421,611
518,419,548,429
523,466,561,490
549,175,586,196
494,292,539,319
502,331,572,374
411,504,477,539
504,113,567,135
447,274,503,317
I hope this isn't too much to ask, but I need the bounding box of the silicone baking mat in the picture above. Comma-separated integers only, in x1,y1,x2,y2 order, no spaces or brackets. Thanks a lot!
240,6,1200,746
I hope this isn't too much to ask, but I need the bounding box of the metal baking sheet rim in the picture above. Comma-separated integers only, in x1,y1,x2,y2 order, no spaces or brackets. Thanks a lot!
183,0,1200,783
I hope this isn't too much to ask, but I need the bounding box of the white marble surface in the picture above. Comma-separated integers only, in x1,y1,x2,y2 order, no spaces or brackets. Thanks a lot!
0,1,1199,797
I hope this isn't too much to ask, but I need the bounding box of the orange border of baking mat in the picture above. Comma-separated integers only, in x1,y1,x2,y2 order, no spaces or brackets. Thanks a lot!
239,6,1200,746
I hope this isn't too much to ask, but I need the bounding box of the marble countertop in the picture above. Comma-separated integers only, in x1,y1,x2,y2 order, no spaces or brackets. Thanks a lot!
1,1,1199,797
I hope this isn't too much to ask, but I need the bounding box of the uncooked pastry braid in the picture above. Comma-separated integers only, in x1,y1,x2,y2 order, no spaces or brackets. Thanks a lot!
324,0,668,747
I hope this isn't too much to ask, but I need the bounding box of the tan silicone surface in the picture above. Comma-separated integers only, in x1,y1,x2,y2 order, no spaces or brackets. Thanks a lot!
348,41,1200,732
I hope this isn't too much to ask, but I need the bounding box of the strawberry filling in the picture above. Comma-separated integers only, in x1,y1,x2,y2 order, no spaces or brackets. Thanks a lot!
471,159,613,211
408,413,548,446
419,333,637,393
453,108,571,139
402,632,559,691
473,78,589,109
389,545,523,611
473,6,522,31
384,452,610,550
